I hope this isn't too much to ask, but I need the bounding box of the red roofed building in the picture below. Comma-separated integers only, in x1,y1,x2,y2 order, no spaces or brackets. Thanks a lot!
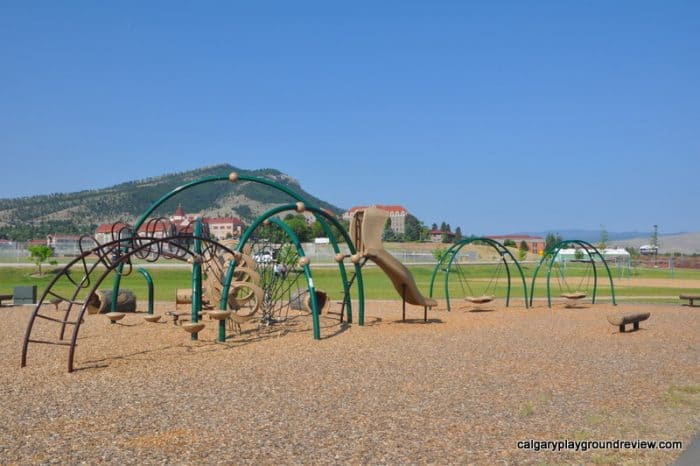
486,235,546,255
26,239,47,248
343,204,409,235
95,222,131,244
138,220,176,239
94,205,246,244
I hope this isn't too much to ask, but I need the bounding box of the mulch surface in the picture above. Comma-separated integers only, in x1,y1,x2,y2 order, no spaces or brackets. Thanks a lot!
1,299,698,465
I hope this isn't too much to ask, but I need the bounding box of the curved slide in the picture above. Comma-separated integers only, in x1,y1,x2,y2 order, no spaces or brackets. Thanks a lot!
351,206,437,320
365,248,437,308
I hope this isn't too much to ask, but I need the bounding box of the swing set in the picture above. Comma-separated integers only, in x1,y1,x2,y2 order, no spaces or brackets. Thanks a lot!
529,239,617,308
428,237,529,311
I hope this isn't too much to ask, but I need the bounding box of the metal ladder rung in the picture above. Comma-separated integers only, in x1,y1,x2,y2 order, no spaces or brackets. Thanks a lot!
45,293,85,306
27,339,73,347
35,313,81,325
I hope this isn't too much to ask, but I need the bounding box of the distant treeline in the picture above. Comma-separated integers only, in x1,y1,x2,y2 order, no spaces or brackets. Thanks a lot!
0,221,96,242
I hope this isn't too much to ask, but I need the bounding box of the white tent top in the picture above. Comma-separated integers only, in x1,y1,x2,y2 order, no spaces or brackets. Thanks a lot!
555,247,630,260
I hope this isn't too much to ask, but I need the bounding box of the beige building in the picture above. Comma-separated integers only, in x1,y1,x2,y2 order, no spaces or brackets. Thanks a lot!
203,217,245,240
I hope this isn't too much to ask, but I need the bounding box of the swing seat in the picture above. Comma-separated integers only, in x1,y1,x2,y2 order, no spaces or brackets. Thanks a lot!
561,291,587,300
465,295,496,304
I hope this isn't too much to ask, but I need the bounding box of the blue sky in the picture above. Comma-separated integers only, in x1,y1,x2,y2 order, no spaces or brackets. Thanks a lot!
1,1,698,235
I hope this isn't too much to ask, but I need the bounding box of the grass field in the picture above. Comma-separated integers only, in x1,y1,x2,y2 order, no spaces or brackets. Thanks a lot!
2,261,699,304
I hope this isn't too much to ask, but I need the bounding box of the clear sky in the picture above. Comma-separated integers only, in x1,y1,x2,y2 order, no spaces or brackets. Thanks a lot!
1,1,698,235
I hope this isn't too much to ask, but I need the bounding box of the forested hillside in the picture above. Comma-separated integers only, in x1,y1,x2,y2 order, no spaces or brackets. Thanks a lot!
0,164,342,241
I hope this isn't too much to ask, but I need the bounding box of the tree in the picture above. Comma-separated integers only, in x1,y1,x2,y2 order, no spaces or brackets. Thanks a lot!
503,239,516,247
545,233,563,252
518,240,529,260
431,223,438,231
310,220,325,239
283,215,312,243
598,224,609,250
277,244,299,266
28,245,56,276
432,247,449,264
383,228,398,242
454,226,463,242
382,219,399,242
404,214,424,242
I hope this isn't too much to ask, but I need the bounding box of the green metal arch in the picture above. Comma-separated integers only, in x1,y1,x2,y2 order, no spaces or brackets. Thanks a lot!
301,206,365,326
221,203,365,339
266,217,322,339
428,237,529,311
529,240,617,308
110,171,350,312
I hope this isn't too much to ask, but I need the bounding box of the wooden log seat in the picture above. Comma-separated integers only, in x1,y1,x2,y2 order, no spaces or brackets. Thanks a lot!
606,312,650,333
679,294,700,307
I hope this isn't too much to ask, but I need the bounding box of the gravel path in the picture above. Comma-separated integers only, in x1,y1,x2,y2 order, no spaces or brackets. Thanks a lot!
1,300,698,465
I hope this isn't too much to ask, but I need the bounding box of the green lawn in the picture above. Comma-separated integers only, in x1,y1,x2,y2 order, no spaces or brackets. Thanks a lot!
1,262,698,305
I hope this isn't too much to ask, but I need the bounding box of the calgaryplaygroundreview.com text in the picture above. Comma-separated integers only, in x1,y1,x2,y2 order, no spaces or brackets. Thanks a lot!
517,439,683,453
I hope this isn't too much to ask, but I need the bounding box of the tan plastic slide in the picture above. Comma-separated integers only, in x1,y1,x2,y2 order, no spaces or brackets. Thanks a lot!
351,207,437,308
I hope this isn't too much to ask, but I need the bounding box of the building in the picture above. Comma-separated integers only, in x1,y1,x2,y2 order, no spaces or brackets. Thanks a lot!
429,229,455,243
25,239,47,248
639,244,659,255
94,205,245,244
202,217,245,240
138,219,176,239
486,235,546,255
95,222,131,245
343,205,408,235
46,234,82,255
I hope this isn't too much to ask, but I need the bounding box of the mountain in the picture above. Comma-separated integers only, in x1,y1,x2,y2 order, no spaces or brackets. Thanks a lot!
609,232,700,255
0,164,344,241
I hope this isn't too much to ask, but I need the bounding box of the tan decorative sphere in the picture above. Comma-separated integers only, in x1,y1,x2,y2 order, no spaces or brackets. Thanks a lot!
298,257,310,267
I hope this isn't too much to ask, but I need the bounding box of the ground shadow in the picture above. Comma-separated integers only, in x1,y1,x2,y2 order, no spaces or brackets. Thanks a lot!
393,318,444,324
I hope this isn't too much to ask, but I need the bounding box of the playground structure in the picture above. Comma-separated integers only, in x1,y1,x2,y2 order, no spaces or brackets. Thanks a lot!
20,172,621,373
21,172,371,372
529,239,617,308
428,237,529,311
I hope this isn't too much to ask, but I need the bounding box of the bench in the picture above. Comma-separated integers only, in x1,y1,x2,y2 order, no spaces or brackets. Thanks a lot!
679,294,700,307
0,294,13,306
607,312,650,333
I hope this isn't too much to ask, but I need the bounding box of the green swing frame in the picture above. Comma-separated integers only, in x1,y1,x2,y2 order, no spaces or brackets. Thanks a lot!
428,237,529,311
529,239,617,308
